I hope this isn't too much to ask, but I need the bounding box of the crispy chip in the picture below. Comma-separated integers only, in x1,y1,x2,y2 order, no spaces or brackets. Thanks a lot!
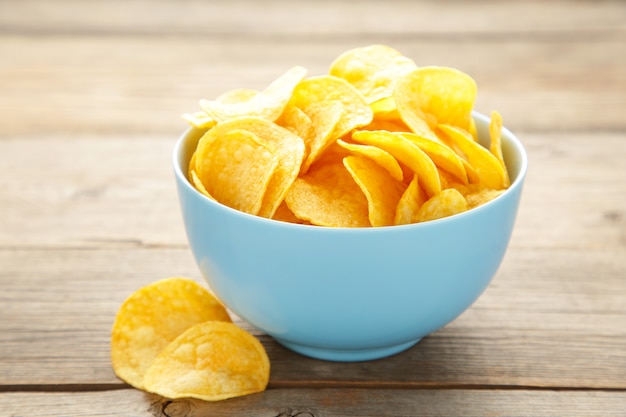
195,128,278,215
299,100,343,173
289,75,373,138
489,110,511,188
438,124,508,190
343,155,405,227
285,157,370,227
395,66,476,139
398,132,468,184
416,188,468,222
276,103,312,140
329,44,418,104
394,174,426,225
200,66,307,123
351,130,441,197
465,188,505,209
182,111,216,129
111,277,231,390
195,117,305,218
143,321,270,402
337,139,403,182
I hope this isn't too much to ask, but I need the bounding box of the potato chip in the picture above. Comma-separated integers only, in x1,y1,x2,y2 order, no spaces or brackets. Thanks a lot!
398,132,468,184
271,201,307,224
285,157,370,227
329,44,418,104
416,188,468,222
190,169,216,200
111,277,231,390
395,66,477,139
337,139,403,182
289,75,373,138
438,124,508,190
200,66,307,122
343,155,405,227
216,88,258,104
182,111,216,129
195,117,305,218
276,103,312,140
195,128,278,215
489,110,511,188
299,100,343,173
465,188,505,209
394,174,426,225
351,130,441,197
143,321,270,402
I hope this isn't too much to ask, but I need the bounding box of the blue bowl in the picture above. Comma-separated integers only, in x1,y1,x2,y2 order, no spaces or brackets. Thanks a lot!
173,112,527,362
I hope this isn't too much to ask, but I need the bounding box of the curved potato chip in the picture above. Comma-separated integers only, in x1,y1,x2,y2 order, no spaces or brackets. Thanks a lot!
394,174,426,225
195,128,278,215
195,117,306,218
216,88,258,104
416,188,468,223
111,277,231,390
285,159,370,227
398,132,468,184
343,155,405,227
337,139,403,182
465,188,505,209
290,75,373,138
351,130,441,197
438,124,508,190
329,44,417,104
489,110,511,188
182,111,216,129
190,169,216,200
143,321,270,402
300,100,343,173
276,103,312,140
200,66,307,122
394,66,476,139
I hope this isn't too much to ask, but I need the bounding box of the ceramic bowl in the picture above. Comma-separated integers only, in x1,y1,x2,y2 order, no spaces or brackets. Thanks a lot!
173,112,527,362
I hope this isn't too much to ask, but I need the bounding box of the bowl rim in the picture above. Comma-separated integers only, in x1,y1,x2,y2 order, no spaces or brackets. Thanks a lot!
172,111,528,232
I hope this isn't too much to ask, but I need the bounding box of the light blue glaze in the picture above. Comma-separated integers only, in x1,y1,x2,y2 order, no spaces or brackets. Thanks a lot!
173,112,528,362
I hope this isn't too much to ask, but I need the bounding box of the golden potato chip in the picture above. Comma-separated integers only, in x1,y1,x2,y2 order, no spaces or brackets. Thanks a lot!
489,110,511,188
438,124,508,190
465,188,505,209
337,139,403,182
200,66,307,123
216,88,258,104
343,155,405,227
271,201,306,224
329,44,417,104
190,169,216,200
351,130,441,197
398,132,468,184
285,157,370,227
394,67,477,139
143,321,270,402
299,100,343,173
394,174,426,225
276,103,312,140
195,128,278,215
416,188,468,222
289,75,373,138
111,277,231,390
195,117,306,218
182,111,216,129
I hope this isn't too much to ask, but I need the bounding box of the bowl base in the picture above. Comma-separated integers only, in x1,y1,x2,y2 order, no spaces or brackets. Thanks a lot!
274,338,422,362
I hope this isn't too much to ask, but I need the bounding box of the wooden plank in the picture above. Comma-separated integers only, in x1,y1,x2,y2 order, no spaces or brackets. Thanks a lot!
1,0,624,36
1,246,624,388
0,36,624,136
0,132,624,249
3,389,626,417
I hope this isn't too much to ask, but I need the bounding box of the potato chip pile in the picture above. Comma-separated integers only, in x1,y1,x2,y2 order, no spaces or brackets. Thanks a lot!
111,277,270,401
184,45,511,227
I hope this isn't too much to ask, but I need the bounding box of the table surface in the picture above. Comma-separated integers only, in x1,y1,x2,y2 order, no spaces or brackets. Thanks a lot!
1,1,625,415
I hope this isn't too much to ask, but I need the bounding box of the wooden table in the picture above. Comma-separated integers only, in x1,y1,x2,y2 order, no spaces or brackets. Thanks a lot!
1,1,625,415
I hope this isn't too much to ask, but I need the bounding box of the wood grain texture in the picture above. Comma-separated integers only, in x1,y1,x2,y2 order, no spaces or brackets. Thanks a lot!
3,389,626,417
